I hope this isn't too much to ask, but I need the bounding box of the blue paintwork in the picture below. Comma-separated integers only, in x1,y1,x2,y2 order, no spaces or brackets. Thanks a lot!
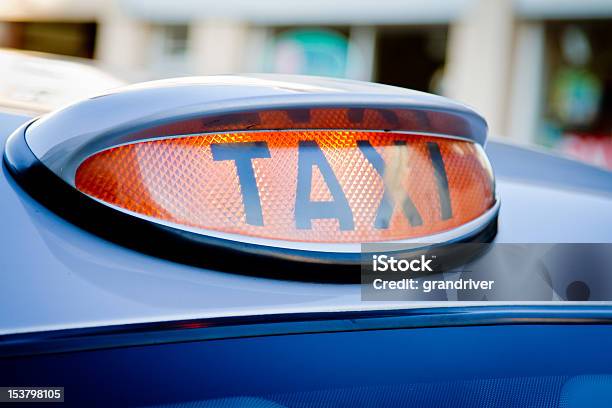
487,141,612,243
1,105,612,334
4,324,612,406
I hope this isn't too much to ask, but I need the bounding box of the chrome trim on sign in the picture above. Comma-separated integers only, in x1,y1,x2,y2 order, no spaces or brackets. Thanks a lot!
86,197,500,253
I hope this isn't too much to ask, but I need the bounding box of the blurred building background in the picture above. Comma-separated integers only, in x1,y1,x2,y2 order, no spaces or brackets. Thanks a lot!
0,0,611,169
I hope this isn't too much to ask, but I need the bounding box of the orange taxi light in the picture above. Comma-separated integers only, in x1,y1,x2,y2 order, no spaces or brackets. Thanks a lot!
75,131,495,243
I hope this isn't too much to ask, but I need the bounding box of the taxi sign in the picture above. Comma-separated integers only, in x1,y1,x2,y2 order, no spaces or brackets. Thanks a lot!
75,130,494,244
4,75,498,278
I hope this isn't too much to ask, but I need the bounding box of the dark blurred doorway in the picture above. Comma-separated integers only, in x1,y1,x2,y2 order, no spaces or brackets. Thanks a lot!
375,26,447,94
3,22,97,59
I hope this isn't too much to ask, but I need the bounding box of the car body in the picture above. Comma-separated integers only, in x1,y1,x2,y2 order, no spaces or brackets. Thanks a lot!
1,51,612,407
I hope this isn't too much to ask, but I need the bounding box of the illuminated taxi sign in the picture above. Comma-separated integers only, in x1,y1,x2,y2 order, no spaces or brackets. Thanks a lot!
5,75,498,275
75,130,494,243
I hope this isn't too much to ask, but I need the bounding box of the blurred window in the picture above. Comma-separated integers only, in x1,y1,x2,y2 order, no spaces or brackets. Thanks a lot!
161,25,189,57
150,25,190,76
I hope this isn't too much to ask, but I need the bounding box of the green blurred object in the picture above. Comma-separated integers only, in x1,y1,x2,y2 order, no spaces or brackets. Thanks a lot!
265,29,349,77
537,120,564,149
550,67,602,128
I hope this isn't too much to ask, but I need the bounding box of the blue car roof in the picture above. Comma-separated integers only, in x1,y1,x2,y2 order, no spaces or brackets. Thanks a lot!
1,108,612,335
